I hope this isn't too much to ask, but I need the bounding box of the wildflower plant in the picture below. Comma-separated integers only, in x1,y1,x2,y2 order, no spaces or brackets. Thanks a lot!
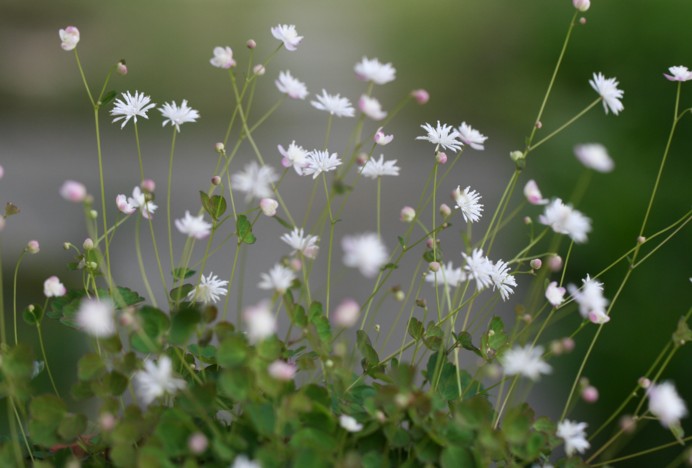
0,5,690,467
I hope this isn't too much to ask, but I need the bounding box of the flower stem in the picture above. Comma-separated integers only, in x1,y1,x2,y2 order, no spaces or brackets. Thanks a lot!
36,321,61,398
12,250,26,345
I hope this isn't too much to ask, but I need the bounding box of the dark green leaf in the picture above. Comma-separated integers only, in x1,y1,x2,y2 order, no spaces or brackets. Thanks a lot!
456,331,482,357
169,284,194,302
129,306,170,353
245,402,276,437
407,317,424,341
236,215,256,244
22,305,43,324
423,249,442,263
77,353,106,381
57,413,87,441
397,236,406,248
357,330,380,367
217,334,248,368
172,267,196,280
169,305,201,345
481,316,509,361
99,90,118,106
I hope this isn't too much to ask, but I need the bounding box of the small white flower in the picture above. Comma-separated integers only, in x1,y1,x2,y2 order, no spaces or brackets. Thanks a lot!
210,46,235,69
523,180,548,205
425,262,467,288
60,180,87,203
358,95,387,121
545,281,566,307
126,186,157,219
76,298,116,338
278,141,309,175
268,360,296,381
271,24,303,51
175,211,212,239
663,66,692,82
258,264,296,294
501,345,552,381
539,199,591,244
568,275,610,324
339,415,364,433
332,299,360,328
453,186,484,223
354,57,396,85
589,72,624,116
159,100,200,132
374,127,394,146
462,248,494,292
648,381,688,428
490,259,517,301
360,155,400,179
110,91,156,129
557,420,590,456
59,26,80,51
417,121,462,153
231,455,261,468
243,300,277,343
458,122,488,151
281,228,319,259
342,233,388,278
116,194,136,215
303,150,342,179
231,161,279,201
275,70,308,99
572,0,591,12
311,90,355,117
574,144,614,173
133,355,186,406
44,276,66,298
187,272,228,304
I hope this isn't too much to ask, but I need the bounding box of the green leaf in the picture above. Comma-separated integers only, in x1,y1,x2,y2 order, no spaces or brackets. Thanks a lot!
99,90,118,106
397,236,406,248
169,284,194,302
288,304,308,328
441,446,476,468
104,286,146,309
188,344,217,363
357,330,380,367
289,428,337,453
673,315,692,345
216,334,248,368
423,249,442,263
171,267,196,280
154,408,193,457
503,404,534,445
30,394,67,425
481,316,509,361
273,215,293,230
22,304,44,324
245,402,276,437
236,215,256,244
423,322,444,350
199,192,227,221
77,353,106,381
308,302,332,351
425,352,460,401
407,317,424,341
130,306,170,353
57,413,87,441
104,371,129,396
169,305,201,345
456,331,482,357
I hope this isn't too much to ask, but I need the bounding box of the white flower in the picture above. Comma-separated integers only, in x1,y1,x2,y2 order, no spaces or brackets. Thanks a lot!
572,0,590,12
523,180,548,205
271,24,303,51
116,194,136,215
175,211,212,239
458,122,488,151
303,150,342,179
275,70,308,99
501,345,552,381
125,186,157,219
539,199,591,244
231,455,261,468
268,360,296,381
281,228,319,259
210,46,235,69
133,355,186,406
159,99,200,132
75,298,116,338
462,248,494,291
425,262,467,288
44,276,66,298
187,272,228,304
332,299,360,328
60,180,87,203
557,420,590,456
545,281,566,307
490,259,517,301
374,127,394,146
260,198,279,217
354,57,396,85
231,161,279,201
574,144,614,173
342,233,388,278
663,66,692,82
258,264,296,294
243,300,277,343
453,186,483,223
339,415,364,433
311,90,355,117
568,275,610,324
360,155,400,179
589,72,624,115
278,141,309,175
110,91,156,129
59,26,80,51
417,121,462,153
648,381,688,428
358,95,387,121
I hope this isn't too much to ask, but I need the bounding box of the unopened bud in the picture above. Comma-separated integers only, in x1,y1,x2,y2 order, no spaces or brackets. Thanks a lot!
26,240,40,254
524,216,532,225
215,142,225,154
582,385,599,403
530,258,542,270
415,298,427,308
325,359,334,368
579,17,587,25
400,206,416,222
429,261,440,272
141,179,156,193
260,198,279,217
89,209,98,219
211,176,221,186
562,337,575,353
637,236,646,245
116,60,128,75
333,298,360,328
246,39,256,49
253,64,266,76
374,324,380,333
289,258,302,272
87,261,98,270
548,255,563,272
535,120,542,129
188,432,209,454
411,89,429,105
435,151,448,165
83,238,94,250
99,413,116,431
573,0,590,12
439,203,452,218
63,242,71,250
509,151,524,162
638,377,651,389
356,153,368,166
394,290,405,302
619,415,636,433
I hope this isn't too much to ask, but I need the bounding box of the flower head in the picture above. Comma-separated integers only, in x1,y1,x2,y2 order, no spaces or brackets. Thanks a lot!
462,248,494,291
260,198,279,216
111,91,156,129
360,155,400,179
572,0,590,12
458,122,488,151
187,273,228,304
374,127,394,146
159,100,200,132
523,180,548,205
175,211,212,239
258,264,296,294
125,186,158,219
278,141,309,175
303,150,342,179
589,72,624,115
133,355,186,406
545,281,566,307
539,199,591,243
557,420,590,456
425,262,467,288
231,455,261,468
268,360,296,381
568,275,610,324
359,95,387,120
574,144,614,173
59,26,80,51
210,46,235,69
281,228,319,259
231,161,279,201
339,415,364,433
648,381,688,428
453,186,483,223
60,180,87,203
116,194,135,215
243,300,277,343
44,276,66,298
333,299,360,328
271,24,303,51
311,90,355,117
664,66,692,82
342,233,388,278
275,70,309,99
490,259,517,301
501,345,552,381
76,298,116,338
354,57,396,85
417,121,462,153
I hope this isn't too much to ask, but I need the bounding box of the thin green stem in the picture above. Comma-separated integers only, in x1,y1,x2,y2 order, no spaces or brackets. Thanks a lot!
166,129,178,272
590,436,692,467
12,251,26,345
36,322,60,397
527,98,600,154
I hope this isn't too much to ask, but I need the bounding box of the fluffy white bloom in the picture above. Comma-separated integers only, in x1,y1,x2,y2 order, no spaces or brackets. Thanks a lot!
59,26,80,51
490,259,517,301
44,276,66,297
557,420,590,456
354,57,396,85
462,248,494,291
358,95,387,120
648,381,688,428
332,299,360,328
258,264,296,294
110,91,156,129
210,46,235,69
133,355,186,406
124,186,157,219
458,122,488,151
342,233,388,278
76,298,116,338
417,121,462,153
589,72,624,115
311,90,355,117
268,360,296,381
572,0,590,12
303,150,342,179
360,155,400,179
231,161,279,201
281,228,319,259
663,66,692,82
231,455,261,468
175,211,212,239
501,345,552,381
539,199,591,244
523,180,548,205
278,141,309,175
453,186,484,223
275,70,308,99
425,262,467,288
545,281,566,307
271,24,303,51
374,127,394,146
339,415,364,433
574,144,614,173
159,100,200,132
60,180,87,203
243,300,277,343
187,272,228,304
568,275,610,324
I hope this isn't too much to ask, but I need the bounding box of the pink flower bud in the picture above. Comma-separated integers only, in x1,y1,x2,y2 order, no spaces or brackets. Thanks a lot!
60,180,87,203
59,26,80,51
637,236,646,245
215,142,225,153
99,413,116,431
140,179,155,193
253,64,266,76
548,255,563,272
579,17,587,25
411,89,429,105
619,415,636,433
188,432,209,454
638,377,651,389
0,218,6,232
44,276,66,297
530,258,542,270
356,153,368,166
374,127,394,146
582,385,599,403
400,206,416,222
26,240,40,254
439,203,452,218
573,0,590,12
429,262,441,272
211,176,221,186
523,180,548,205
435,151,448,165
246,39,257,49
333,298,360,328
260,198,279,217
535,120,543,129
289,258,302,272
268,360,296,381
83,238,94,250
116,60,128,75
562,337,575,353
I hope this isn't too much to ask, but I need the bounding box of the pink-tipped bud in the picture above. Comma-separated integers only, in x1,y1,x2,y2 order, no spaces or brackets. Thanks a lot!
333,298,360,328
619,415,636,433
425,238,435,249
215,142,225,153
439,203,452,218
268,360,296,381
60,180,87,203
289,258,302,272
548,255,563,272
116,60,128,75
188,432,209,454
356,153,368,166
260,198,278,217
246,39,257,49
435,151,448,165
83,238,94,250
411,89,429,105
579,17,587,25
400,206,416,223
211,176,221,186
26,240,40,254
140,178,155,193
562,337,575,352
99,413,116,432
429,261,441,272
550,339,564,355
535,120,543,129
573,0,590,12
582,385,599,403
374,127,394,146
638,377,651,389
253,64,266,76
637,236,646,245
530,258,542,270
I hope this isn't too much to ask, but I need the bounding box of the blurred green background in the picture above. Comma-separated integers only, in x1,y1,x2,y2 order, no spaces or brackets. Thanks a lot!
1,0,690,465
